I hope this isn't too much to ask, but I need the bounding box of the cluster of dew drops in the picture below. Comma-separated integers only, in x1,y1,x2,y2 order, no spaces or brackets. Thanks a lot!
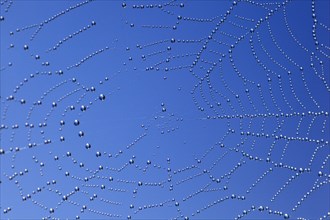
0,0,330,220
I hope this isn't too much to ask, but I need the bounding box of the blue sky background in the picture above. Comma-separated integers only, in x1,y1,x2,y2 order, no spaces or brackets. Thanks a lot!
0,0,329,219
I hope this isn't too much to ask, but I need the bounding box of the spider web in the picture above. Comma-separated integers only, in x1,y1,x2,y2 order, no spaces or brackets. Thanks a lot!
0,0,329,219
